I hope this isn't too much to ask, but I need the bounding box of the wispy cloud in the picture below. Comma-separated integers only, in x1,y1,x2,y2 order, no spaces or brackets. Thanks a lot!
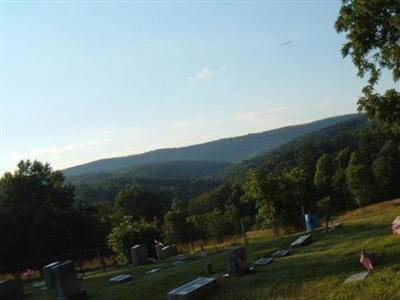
191,66,226,81
234,106,294,122
4,138,112,169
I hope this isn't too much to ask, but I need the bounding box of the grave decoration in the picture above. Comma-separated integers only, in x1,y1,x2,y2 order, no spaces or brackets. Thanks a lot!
290,234,312,249
131,244,149,266
0,280,24,300
255,257,273,266
43,261,62,289
343,271,369,284
167,277,218,300
360,250,375,272
51,261,86,300
226,246,250,275
272,249,289,257
392,216,400,235
109,274,132,284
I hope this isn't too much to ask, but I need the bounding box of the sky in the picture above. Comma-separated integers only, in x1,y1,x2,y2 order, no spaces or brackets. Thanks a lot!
0,0,395,174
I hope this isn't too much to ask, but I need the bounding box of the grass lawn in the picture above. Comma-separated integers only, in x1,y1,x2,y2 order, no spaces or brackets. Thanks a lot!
26,199,400,300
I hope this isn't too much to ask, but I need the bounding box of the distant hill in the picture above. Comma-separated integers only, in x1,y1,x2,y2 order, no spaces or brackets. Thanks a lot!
63,114,359,177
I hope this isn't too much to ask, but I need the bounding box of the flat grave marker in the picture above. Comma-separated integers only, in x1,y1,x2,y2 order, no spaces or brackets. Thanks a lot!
167,277,218,300
109,274,132,284
255,257,273,265
290,234,312,249
343,271,369,284
146,268,162,275
272,249,289,257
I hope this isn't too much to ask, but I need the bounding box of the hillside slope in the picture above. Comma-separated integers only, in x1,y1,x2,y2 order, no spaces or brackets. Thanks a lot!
63,114,358,176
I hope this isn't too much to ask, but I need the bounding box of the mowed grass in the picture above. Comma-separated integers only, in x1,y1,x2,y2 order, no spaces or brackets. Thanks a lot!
26,199,400,300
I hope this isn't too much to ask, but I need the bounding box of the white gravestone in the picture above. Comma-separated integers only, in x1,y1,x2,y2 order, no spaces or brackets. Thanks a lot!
109,274,132,284
255,257,273,265
272,249,289,257
343,271,369,284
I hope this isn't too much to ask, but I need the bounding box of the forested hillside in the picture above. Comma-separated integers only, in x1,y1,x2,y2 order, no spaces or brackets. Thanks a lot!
63,114,357,176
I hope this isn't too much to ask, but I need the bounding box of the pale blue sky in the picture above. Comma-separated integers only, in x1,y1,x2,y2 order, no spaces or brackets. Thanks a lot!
0,0,394,173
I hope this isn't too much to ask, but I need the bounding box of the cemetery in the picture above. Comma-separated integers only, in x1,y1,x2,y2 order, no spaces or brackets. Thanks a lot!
6,198,400,300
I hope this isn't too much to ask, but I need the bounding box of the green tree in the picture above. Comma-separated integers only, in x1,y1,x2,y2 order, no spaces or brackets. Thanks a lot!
314,154,336,231
346,151,372,213
114,185,169,222
372,140,400,198
162,199,189,244
335,0,400,135
107,216,158,264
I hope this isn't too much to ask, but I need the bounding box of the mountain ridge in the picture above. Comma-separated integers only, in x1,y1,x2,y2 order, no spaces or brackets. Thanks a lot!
63,114,359,177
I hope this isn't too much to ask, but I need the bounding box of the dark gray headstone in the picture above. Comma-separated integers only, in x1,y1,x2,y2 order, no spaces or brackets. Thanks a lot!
162,245,178,259
131,244,149,266
109,274,132,284
167,277,218,300
155,243,164,260
51,261,86,300
290,234,312,248
272,249,289,257
255,257,273,265
43,261,61,289
226,246,249,275
0,280,24,300
343,271,369,284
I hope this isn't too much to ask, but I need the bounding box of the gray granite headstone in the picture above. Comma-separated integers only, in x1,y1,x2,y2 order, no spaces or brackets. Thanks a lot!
109,274,132,284
0,280,24,300
155,243,164,261
343,271,369,284
290,234,312,248
51,261,86,300
162,245,178,259
43,261,61,289
272,249,289,257
131,244,149,266
226,246,249,275
167,277,218,300
255,257,273,265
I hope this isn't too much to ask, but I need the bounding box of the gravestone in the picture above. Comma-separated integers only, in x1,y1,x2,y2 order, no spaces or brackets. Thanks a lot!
0,280,24,300
109,274,132,284
52,261,86,300
167,277,218,300
162,245,178,259
272,249,289,257
131,244,149,266
255,257,273,265
343,271,369,284
155,243,164,261
226,246,249,275
290,234,312,248
43,261,62,289
146,268,162,275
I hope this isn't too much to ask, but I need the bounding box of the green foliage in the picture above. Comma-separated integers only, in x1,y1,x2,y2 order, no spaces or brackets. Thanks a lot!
314,154,335,195
107,216,158,264
162,199,190,244
114,185,170,222
372,140,400,198
0,160,107,268
346,151,372,208
336,0,400,135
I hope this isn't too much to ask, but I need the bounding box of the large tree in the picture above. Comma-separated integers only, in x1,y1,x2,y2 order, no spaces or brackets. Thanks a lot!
335,0,400,135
